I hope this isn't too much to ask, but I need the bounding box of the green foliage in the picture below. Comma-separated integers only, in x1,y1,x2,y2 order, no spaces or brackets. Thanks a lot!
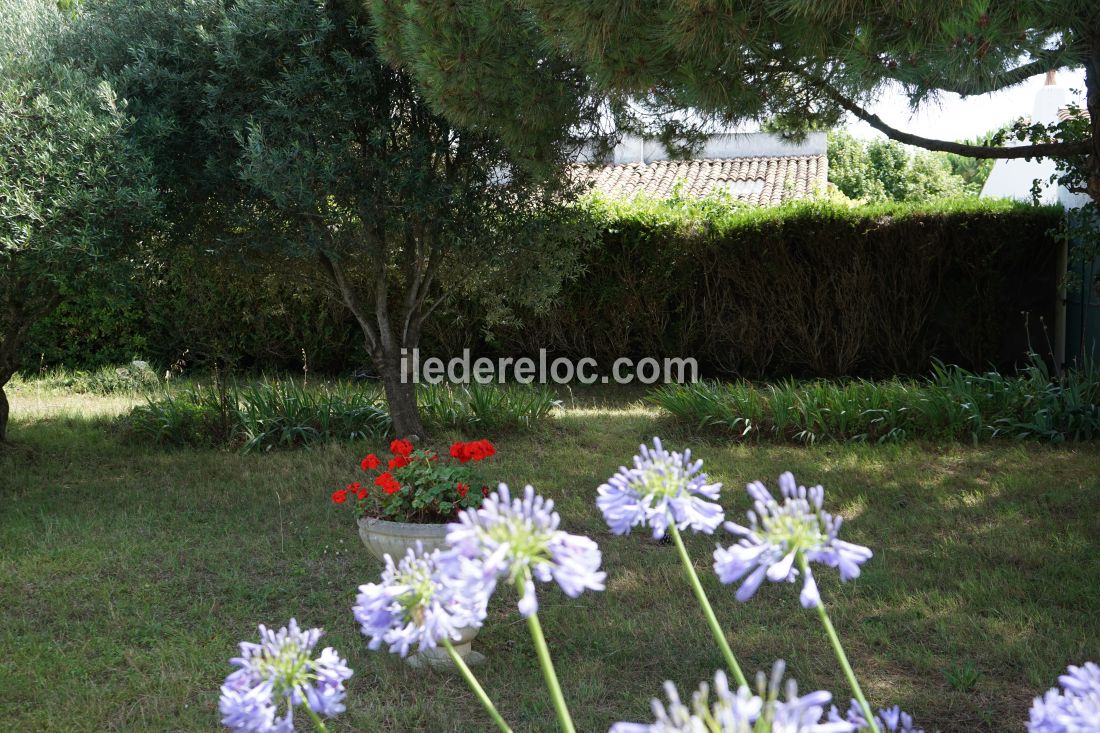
826,130,969,203
938,129,1006,193
649,355,1100,444
129,380,391,451
370,1,1097,183
504,196,1063,378
24,198,1063,379
417,383,559,432
126,379,557,451
0,0,158,430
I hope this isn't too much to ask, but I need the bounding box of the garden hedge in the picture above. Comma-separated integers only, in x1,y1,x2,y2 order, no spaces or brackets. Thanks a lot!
24,197,1063,378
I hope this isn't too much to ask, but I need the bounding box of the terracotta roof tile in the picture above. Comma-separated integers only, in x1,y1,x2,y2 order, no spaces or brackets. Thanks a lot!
573,154,828,206
1057,106,1090,123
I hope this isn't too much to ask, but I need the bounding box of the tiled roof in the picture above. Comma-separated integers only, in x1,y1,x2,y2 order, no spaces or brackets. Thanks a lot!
1057,106,1090,123
573,154,828,206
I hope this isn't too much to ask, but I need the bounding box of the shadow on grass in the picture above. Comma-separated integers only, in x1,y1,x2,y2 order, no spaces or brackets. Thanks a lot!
2,404,1100,732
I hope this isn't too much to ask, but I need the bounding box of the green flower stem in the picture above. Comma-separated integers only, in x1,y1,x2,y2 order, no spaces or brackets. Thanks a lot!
668,523,748,688
302,703,331,733
442,638,514,733
798,553,881,733
524,601,577,733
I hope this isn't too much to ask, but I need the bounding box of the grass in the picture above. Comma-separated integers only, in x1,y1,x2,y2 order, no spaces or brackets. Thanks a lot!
3,381,1100,732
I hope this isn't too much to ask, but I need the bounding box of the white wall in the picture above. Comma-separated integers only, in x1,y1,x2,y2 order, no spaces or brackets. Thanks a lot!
580,131,828,165
980,77,1068,205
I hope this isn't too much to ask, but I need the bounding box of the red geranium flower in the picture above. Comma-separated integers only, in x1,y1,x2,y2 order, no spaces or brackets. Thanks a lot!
470,439,496,461
374,471,401,495
357,488,368,500
388,455,410,470
390,439,413,456
456,482,469,498
360,454,380,471
450,439,496,463
346,481,361,491
331,489,348,504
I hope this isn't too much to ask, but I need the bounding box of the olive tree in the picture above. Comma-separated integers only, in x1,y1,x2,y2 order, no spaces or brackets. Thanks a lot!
0,0,157,441
200,0,584,437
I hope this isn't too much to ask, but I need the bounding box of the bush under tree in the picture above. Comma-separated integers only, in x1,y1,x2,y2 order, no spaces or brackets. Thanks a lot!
0,0,157,442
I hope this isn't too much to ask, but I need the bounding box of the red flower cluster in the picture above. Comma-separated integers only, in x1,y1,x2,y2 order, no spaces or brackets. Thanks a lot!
331,481,368,504
450,439,496,464
374,471,401,495
333,437,495,520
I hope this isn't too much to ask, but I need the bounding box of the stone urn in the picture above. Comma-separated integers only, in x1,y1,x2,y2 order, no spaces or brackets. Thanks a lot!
357,516,484,669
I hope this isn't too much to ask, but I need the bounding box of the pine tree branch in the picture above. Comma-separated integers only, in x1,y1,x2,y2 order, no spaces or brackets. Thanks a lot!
903,46,1075,97
807,76,1090,159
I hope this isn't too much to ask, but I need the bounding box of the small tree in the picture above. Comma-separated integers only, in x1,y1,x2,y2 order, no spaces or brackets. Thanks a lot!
827,131,968,203
0,0,157,442
200,0,582,437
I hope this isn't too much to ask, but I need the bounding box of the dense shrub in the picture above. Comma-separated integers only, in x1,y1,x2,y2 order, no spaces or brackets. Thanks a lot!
22,249,364,373
25,198,1062,379
127,379,558,451
497,196,1063,378
649,356,1100,444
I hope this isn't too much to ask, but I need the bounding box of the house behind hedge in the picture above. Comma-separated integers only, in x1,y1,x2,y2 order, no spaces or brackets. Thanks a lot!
573,132,828,206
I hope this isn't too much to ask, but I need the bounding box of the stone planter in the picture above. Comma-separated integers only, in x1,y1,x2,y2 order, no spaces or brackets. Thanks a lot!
357,516,484,669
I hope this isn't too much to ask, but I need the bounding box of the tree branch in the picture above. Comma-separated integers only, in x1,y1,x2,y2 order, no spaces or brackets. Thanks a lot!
816,80,1090,159
317,250,380,354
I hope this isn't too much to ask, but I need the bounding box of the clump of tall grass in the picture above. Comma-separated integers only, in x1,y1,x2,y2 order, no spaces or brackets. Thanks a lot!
128,379,558,451
128,380,390,450
418,382,559,432
648,356,1100,444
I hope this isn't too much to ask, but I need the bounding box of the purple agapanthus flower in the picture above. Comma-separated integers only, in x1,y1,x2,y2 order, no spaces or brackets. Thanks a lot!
219,619,352,733
1028,662,1100,733
713,472,872,608
353,543,490,657
446,483,606,617
597,437,724,539
830,700,925,733
610,662,855,733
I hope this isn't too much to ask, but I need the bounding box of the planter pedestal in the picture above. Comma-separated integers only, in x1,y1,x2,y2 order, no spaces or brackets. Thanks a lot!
357,516,485,669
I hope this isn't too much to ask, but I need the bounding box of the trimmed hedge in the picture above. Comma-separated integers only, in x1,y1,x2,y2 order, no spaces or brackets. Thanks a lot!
495,196,1063,377
24,197,1063,378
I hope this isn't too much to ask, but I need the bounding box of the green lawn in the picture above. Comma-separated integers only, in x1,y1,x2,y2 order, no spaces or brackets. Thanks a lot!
2,384,1099,732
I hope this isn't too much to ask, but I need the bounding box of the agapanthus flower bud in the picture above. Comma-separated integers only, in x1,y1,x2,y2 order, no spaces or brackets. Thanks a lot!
219,619,352,732
598,437,724,539
714,472,872,608
1027,662,1100,733
610,661,854,733
353,543,489,657
446,483,605,617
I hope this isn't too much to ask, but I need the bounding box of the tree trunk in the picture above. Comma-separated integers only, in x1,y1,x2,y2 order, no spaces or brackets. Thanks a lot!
0,382,9,444
1085,50,1100,206
379,347,424,439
